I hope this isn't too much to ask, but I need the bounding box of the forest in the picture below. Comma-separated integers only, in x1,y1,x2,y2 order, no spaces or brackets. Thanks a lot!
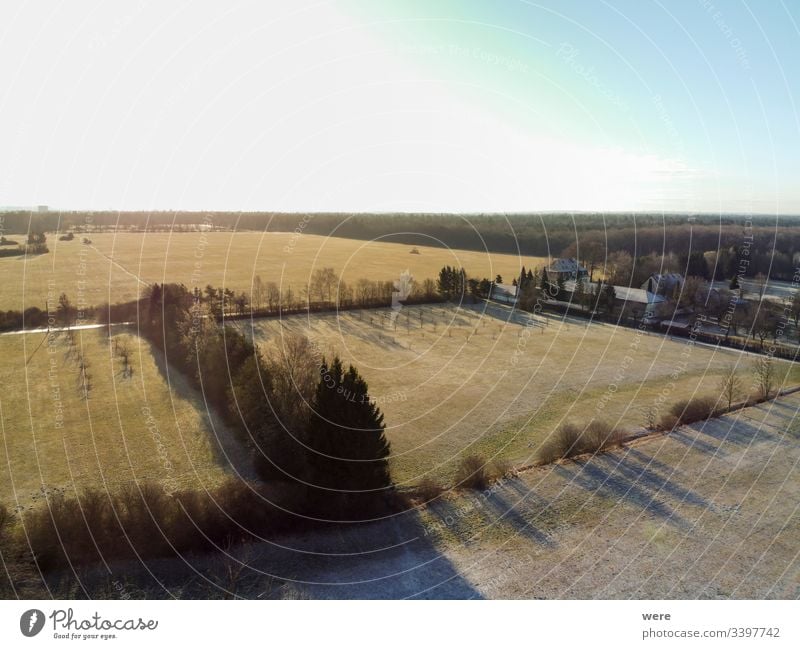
2,211,799,280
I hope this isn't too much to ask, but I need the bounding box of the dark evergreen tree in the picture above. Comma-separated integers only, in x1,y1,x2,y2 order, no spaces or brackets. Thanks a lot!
304,357,391,499
682,251,709,279
556,274,566,299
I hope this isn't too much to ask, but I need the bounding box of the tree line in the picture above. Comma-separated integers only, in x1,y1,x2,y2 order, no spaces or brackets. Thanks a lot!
5,211,800,280
142,283,394,519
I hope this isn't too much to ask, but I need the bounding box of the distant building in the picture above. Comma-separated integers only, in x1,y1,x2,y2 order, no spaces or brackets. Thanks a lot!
610,285,669,321
547,258,587,282
37,205,48,212
564,280,668,321
489,282,518,305
642,273,683,297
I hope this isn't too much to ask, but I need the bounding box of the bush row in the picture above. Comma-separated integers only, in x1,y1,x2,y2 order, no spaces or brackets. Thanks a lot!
536,420,625,464
16,481,308,572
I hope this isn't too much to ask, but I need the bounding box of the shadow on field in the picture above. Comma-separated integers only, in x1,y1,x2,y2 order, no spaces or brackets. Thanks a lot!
552,449,706,528
425,480,556,549
688,416,777,448
748,401,800,428
214,509,485,599
144,336,258,480
16,503,484,599
668,427,724,456
596,451,711,509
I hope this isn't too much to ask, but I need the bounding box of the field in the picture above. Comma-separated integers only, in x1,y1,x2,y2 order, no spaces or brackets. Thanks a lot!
0,329,241,507
45,391,800,599
1,300,798,599
3,301,798,509
0,232,547,313
248,303,800,485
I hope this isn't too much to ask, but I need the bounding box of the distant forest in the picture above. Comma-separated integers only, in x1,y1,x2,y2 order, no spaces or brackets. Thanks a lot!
3,210,799,280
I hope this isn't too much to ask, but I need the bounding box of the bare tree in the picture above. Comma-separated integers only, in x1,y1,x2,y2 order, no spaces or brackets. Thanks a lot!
717,363,742,409
754,356,775,400
264,333,318,430
750,308,775,350
265,282,280,313
641,406,658,431
57,293,72,329
252,275,265,311
754,272,768,299
309,267,339,305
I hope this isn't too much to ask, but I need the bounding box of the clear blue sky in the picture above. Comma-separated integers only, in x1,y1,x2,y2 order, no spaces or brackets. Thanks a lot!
0,0,797,213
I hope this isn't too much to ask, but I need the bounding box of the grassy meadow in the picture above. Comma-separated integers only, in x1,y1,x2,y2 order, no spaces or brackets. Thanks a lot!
2,301,798,509
0,231,547,312
247,304,800,485
0,329,237,507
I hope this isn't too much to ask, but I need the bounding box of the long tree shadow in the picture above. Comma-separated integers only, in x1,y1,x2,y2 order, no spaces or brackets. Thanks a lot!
144,335,258,480
233,506,484,599
593,451,711,509
483,490,557,547
668,427,724,456
760,398,800,417
553,458,689,528
424,482,556,549
34,505,485,599
689,416,777,447
746,401,800,429
623,447,684,474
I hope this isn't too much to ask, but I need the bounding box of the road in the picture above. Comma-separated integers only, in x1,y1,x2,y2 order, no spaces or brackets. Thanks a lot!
0,322,134,336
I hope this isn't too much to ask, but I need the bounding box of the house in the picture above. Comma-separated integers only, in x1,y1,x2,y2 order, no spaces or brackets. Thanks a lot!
642,273,683,298
547,258,588,282
489,282,518,305
564,280,668,321
610,285,669,321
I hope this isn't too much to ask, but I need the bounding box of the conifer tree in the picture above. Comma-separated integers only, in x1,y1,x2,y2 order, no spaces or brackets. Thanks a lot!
305,357,391,494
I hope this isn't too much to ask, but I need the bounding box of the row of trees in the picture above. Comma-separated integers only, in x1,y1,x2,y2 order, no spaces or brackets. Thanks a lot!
142,283,393,518
569,247,795,291
182,269,443,318
0,230,48,257
6,212,799,275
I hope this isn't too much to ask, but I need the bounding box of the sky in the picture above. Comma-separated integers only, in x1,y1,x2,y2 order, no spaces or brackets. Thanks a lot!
0,0,797,214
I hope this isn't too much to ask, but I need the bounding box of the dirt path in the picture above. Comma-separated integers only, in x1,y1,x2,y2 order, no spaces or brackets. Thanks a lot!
88,243,149,287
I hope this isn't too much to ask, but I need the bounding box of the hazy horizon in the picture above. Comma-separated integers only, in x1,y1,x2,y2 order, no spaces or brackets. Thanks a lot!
1,1,798,213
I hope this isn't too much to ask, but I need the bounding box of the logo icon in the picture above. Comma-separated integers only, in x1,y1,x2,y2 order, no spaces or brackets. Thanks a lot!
20,609,45,637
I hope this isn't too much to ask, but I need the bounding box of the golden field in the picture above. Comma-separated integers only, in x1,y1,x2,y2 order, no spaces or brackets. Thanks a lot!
0,231,547,312
247,303,800,485
0,329,236,507
1,302,798,509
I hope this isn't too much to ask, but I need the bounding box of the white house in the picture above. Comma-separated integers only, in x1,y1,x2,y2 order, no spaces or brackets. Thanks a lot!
489,282,518,305
564,280,668,321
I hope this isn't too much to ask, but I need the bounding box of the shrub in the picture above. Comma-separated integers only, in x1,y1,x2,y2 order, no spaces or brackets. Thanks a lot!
0,503,8,541
19,481,307,572
414,477,446,503
660,397,718,429
454,455,489,490
658,412,680,430
536,423,582,463
584,420,624,452
536,420,624,464
489,457,514,481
